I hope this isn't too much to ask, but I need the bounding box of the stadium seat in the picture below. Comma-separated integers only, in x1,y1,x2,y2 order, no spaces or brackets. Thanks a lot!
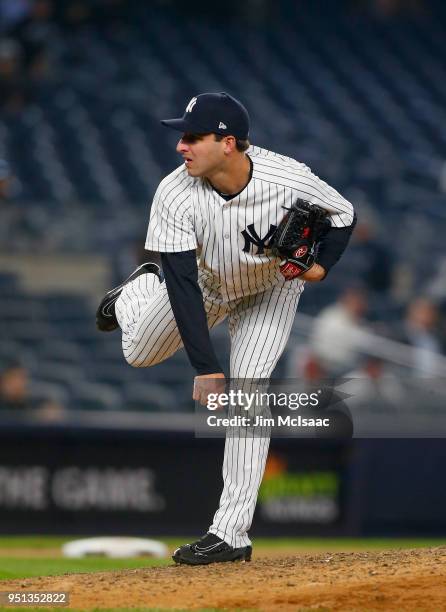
70,382,122,411
123,382,178,412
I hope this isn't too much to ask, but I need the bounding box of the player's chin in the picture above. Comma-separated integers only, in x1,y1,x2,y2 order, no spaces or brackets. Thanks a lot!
185,165,203,177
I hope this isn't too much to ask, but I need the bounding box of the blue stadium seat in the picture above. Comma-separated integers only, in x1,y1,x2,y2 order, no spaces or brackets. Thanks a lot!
31,362,85,391
123,382,178,412
70,382,122,411
29,380,69,406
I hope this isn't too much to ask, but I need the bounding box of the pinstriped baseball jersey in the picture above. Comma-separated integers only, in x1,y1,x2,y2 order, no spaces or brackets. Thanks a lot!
145,145,354,302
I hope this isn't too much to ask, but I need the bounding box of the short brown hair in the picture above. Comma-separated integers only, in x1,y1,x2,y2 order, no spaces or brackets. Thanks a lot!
214,133,250,152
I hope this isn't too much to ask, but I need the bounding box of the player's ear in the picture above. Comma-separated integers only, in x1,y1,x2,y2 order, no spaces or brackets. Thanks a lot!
223,136,236,154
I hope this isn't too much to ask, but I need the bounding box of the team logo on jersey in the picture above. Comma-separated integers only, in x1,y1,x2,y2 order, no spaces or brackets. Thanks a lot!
242,224,277,255
185,97,197,113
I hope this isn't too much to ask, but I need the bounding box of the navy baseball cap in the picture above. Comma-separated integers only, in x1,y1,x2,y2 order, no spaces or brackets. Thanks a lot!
161,92,250,140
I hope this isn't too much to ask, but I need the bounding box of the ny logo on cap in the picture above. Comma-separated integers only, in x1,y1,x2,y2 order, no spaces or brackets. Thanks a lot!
185,97,197,113
219,122,227,129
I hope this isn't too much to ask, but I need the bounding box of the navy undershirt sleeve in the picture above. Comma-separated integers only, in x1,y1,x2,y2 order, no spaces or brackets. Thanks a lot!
160,251,223,375
316,212,357,275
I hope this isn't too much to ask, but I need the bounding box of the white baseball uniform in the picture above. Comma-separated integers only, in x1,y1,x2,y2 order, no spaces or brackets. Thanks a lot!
115,144,354,547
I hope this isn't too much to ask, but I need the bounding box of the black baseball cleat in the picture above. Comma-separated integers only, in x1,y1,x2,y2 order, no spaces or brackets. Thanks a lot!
172,533,252,566
96,262,162,332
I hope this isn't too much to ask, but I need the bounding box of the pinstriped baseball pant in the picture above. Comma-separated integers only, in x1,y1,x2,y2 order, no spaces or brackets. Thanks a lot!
115,271,302,548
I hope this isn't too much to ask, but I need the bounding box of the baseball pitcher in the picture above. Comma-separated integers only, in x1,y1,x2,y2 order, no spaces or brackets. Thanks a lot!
96,92,356,564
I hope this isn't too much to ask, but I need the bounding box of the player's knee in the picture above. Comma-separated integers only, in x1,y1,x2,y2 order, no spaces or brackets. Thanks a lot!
124,354,140,368
123,347,147,368
123,346,160,368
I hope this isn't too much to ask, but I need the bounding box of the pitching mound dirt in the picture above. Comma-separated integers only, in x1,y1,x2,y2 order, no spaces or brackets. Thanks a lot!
2,546,445,611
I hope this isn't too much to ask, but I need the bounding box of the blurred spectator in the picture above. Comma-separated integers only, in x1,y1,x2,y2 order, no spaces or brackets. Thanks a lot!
371,0,425,18
342,355,405,414
286,346,328,381
0,358,64,420
352,0,425,18
0,1,59,113
0,160,24,251
0,159,11,199
349,208,393,295
426,258,446,308
59,0,92,32
301,352,328,382
11,0,57,80
0,38,29,113
0,359,34,410
333,198,393,296
0,0,30,33
309,287,369,376
397,298,443,376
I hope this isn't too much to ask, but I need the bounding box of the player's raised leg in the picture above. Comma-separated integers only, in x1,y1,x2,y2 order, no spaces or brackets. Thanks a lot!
97,264,228,368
